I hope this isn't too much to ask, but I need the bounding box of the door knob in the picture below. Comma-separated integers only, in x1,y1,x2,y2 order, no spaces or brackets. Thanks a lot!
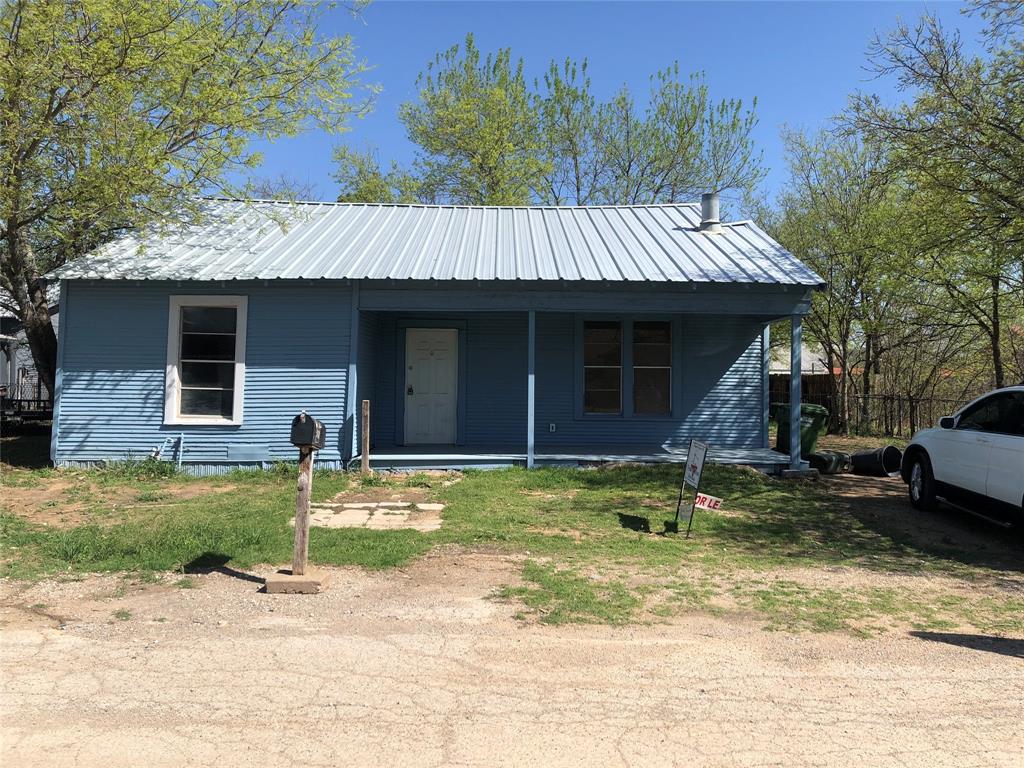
407,386,414,395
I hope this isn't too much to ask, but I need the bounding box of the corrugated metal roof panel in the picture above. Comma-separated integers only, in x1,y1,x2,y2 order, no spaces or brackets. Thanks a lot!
53,199,825,286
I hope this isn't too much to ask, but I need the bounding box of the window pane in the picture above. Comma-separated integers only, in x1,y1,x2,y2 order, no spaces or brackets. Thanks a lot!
584,367,621,414
584,321,621,365
634,321,671,344
181,306,237,334
634,321,671,366
584,388,621,414
180,388,234,419
585,341,622,366
585,367,620,391
998,393,1024,436
180,362,235,389
957,395,1009,432
181,333,236,361
634,368,671,415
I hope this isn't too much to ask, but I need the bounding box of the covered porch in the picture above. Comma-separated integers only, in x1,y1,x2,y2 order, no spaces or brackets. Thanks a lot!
351,443,791,473
344,282,811,475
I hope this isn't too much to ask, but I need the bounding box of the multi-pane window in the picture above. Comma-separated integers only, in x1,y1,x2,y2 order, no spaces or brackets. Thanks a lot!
633,321,671,415
583,321,622,414
583,319,674,416
166,297,246,424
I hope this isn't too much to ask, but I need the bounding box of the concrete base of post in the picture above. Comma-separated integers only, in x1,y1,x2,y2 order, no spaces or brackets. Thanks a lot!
264,568,332,594
779,467,819,480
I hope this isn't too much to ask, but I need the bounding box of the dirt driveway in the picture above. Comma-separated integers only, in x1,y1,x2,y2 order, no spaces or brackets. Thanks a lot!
3,530,1023,768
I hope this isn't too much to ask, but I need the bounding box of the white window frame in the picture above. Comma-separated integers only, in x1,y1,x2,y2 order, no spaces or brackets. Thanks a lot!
164,295,247,426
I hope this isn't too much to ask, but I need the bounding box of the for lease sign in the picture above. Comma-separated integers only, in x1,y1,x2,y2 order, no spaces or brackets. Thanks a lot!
694,493,723,511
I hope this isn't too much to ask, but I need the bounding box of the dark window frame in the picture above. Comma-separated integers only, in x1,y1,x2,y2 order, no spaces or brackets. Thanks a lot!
575,315,681,421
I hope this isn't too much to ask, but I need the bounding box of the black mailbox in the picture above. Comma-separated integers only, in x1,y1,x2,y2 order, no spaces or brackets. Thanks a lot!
290,411,326,450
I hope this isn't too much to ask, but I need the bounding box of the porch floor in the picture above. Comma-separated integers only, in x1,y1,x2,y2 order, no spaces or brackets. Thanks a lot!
353,444,790,473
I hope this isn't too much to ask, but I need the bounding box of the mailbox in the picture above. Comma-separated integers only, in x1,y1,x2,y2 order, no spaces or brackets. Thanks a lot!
290,411,326,450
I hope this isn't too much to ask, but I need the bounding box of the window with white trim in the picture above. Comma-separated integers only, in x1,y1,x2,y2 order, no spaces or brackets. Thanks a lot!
165,296,247,424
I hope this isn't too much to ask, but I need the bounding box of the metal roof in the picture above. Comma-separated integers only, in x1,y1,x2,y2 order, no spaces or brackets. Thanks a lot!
53,199,824,286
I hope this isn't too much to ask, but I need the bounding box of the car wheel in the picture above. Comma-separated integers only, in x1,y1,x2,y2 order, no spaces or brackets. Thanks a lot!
908,453,937,511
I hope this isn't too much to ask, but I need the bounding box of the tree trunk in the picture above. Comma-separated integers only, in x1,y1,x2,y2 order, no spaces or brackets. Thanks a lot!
990,275,1004,388
861,332,873,430
3,225,58,398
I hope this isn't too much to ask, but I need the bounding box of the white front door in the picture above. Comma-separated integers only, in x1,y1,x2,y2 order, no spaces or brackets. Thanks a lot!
404,328,458,444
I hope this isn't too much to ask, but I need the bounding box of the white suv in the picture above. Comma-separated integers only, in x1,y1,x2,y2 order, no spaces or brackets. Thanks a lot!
901,386,1024,525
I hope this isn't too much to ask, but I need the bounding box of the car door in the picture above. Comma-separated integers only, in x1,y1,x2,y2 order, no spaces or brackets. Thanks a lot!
928,395,1000,496
984,392,1024,508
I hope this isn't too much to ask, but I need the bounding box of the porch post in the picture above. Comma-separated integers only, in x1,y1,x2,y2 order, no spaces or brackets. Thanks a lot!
345,283,360,463
789,314,802,469
527,310,536,469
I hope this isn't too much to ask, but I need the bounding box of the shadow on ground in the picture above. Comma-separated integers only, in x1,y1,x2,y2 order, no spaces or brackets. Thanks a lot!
0,426,52,469
183,553,265,585
910,631,1024,658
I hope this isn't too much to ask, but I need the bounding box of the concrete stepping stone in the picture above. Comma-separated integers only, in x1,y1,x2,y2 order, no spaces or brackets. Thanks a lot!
415,503,445,512
377,502,411,508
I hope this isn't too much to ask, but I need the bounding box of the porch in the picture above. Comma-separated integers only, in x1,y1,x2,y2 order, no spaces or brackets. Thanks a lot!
347,289,810,474
350,443,791,473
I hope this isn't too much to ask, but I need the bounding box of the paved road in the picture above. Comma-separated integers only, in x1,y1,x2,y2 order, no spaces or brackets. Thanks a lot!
2,552,1022,767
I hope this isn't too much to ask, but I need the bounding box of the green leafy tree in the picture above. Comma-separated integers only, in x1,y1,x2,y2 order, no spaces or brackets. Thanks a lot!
398,34,548,205
0,0,371,394
333,146,422,203
536,60,763,205
847,1,1024,386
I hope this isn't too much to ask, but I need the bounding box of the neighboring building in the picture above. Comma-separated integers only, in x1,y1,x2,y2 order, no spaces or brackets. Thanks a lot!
1,288,59,410
49,198,823,473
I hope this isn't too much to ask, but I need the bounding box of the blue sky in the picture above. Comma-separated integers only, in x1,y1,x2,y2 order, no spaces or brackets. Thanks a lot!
241,1,987,205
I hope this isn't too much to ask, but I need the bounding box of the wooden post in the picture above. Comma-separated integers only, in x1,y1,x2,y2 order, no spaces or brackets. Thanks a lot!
292,446,313,576
360,399,371,475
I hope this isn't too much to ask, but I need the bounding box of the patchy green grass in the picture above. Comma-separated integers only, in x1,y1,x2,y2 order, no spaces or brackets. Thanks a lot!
1,468,432,579
2,459,1021,634
112,608,132,621
497,561,641,625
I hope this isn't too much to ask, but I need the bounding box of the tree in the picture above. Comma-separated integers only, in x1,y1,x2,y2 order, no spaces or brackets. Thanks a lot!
398,34,547,205
247,174,318,203
771,129,922,431
846,1,1024,386
390,39,764,206
0,0,371,395
333,146,422,203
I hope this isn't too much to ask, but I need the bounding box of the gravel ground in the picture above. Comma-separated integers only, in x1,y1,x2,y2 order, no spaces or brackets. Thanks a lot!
2,541,1022,768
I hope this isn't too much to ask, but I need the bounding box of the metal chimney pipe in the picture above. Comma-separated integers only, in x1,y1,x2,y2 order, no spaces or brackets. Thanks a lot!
700,192,721,233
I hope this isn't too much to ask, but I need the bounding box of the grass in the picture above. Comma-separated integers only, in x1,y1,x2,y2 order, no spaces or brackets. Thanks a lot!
2,441,1021,634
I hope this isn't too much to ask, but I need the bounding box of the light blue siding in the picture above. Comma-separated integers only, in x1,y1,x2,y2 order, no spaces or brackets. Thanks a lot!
55,280,352,470
534,313,766,450
54,280,774,470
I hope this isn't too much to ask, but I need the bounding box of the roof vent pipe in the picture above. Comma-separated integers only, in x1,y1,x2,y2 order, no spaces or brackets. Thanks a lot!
700,192,721,233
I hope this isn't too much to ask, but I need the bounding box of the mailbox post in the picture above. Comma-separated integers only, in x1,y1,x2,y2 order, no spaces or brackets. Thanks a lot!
266,411,330,594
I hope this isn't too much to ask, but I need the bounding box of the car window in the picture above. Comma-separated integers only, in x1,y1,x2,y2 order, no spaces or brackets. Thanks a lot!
957,392,1023,435
994,392,1024,437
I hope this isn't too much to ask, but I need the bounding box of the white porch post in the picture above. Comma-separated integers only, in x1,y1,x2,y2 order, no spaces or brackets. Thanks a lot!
790,314,802,469
527,310,536,469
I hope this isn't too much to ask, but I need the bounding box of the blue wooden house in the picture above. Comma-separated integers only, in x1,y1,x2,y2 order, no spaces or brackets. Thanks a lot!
49,197,823,474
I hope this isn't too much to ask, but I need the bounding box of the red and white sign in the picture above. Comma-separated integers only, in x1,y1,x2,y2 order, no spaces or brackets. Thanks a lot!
694,493,723,511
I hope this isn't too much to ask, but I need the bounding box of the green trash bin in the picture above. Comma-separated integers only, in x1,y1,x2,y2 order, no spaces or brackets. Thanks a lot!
771,402,829,458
